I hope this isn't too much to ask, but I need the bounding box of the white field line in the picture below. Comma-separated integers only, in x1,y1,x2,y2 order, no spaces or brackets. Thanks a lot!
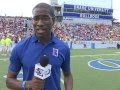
0,53,120,61
115,52,120,53
61,78,64,84
71,53,120,58
0,58,9,61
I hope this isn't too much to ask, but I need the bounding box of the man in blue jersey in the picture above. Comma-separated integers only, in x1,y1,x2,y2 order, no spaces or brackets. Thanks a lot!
6,3,73,90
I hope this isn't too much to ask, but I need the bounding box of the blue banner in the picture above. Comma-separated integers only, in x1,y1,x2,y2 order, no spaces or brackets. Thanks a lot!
63,12,113,19
64,4,113,13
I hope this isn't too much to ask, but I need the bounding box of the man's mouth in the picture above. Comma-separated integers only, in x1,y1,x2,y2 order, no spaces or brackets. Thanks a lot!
36,29,45,33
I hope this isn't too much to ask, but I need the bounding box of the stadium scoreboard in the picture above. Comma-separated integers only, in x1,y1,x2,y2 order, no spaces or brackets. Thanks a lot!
63,4,113,20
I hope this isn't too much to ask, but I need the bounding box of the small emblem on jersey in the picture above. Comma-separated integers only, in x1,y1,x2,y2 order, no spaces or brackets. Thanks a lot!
52,48,58,57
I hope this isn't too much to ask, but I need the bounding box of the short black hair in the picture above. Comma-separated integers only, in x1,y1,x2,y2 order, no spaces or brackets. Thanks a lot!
32,3,55,17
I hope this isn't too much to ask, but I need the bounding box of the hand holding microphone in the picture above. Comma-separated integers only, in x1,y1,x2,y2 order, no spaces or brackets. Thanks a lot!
31,76,45,90
31,55,52,90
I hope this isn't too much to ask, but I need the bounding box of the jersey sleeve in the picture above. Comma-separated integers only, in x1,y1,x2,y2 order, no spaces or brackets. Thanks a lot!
9,46,22,73
61,45,71,72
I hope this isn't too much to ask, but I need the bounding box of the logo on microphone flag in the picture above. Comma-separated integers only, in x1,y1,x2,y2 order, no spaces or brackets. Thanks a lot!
52,48,58,57
34,63,52,79
35,68,44,77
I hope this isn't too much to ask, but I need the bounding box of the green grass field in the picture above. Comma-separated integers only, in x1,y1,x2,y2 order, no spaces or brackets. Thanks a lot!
0,48,120,90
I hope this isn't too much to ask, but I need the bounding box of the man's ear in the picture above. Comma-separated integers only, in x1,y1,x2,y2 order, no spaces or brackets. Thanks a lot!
53,16,55,22
52,17,56,24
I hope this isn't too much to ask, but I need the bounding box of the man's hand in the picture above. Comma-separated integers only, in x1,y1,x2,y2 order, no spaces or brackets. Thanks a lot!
26,76,45,90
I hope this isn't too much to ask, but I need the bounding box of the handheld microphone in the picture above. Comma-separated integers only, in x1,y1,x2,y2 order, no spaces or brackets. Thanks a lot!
34,55,52,80
39,56,49,67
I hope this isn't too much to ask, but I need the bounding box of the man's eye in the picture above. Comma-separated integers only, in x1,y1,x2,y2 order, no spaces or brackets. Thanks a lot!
33,16,51,21
33,16,39,20
43,17,50,20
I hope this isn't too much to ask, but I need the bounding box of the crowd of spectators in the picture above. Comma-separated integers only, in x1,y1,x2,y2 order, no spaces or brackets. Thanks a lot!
0,16,120,45
53,22,120,43
0,16,33,44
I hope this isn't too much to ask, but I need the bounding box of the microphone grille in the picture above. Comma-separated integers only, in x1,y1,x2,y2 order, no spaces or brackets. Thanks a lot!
40,55,49,67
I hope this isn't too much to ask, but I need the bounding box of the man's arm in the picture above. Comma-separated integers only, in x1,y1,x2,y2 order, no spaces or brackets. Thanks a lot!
6,70,45,90
6,70,23,90
63,71,73,90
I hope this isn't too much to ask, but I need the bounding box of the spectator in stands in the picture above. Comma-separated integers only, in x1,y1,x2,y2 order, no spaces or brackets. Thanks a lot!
0,35,6,53
6,3,73,90
5,36,12,53
117,43,120,49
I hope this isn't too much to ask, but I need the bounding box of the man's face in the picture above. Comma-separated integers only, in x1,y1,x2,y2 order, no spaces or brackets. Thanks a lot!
32,8,54,39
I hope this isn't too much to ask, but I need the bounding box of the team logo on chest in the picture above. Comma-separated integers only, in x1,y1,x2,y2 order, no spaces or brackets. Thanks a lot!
52,48,58,57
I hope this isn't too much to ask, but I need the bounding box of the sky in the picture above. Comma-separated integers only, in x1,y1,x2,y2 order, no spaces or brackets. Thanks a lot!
0,0,120,22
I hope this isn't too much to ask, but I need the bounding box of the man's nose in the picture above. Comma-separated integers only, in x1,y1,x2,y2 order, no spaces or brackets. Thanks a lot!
37,19,44,25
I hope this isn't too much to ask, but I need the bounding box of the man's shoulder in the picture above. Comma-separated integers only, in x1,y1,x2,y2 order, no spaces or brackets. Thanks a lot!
15,35,33,48
11,35,35,56
54,37,69,49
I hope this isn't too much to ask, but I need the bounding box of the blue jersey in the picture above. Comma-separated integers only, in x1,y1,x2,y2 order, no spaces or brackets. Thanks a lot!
9,33,71,90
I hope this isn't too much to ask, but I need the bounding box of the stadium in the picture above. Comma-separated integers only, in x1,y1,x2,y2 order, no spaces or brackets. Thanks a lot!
0,0,120,90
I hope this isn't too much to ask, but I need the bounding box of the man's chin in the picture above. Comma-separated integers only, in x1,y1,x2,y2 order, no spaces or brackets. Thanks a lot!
36,34,44,38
